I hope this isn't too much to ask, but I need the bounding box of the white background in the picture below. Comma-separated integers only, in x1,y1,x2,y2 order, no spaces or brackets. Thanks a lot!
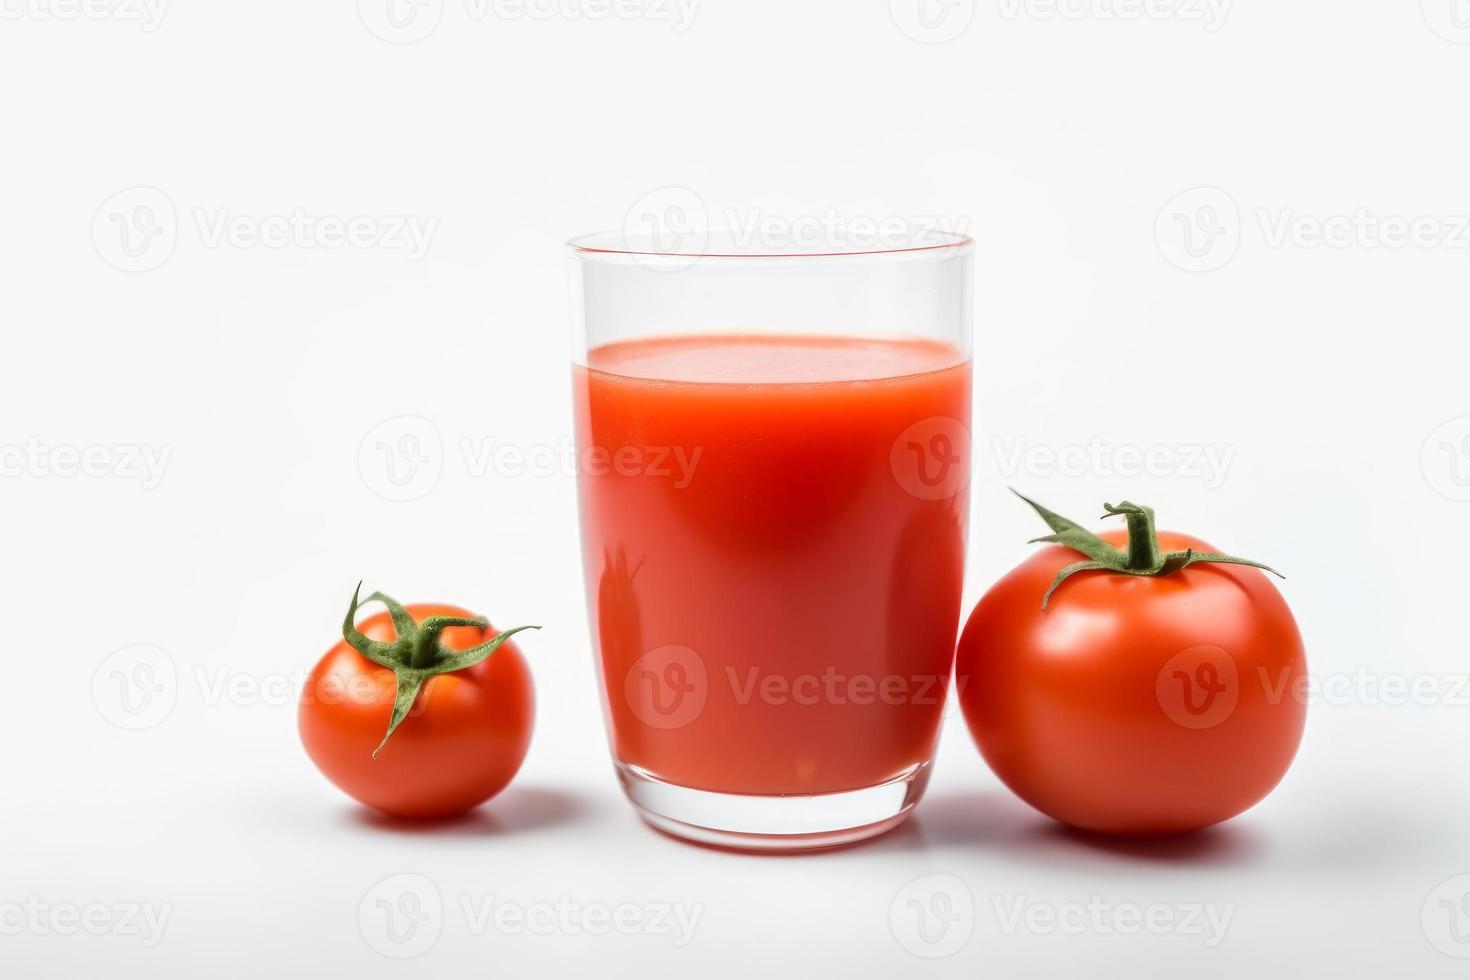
5,1,1470,976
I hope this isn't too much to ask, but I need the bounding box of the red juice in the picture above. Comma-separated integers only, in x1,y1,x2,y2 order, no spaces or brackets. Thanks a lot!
574,334,970,796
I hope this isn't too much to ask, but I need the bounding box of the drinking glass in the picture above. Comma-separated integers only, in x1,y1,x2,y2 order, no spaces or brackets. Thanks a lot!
568,226,973,850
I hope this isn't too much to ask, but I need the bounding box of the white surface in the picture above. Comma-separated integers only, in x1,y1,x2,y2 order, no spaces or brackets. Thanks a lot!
5,3,1470,976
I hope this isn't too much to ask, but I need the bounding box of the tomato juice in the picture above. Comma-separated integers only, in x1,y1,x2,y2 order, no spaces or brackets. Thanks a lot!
574,334,970,796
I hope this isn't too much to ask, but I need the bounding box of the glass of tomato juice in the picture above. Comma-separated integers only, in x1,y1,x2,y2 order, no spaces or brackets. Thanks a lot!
568,226,973,850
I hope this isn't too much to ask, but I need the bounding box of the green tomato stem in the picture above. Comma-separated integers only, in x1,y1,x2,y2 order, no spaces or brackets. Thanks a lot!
1010,490,1285,611
1101,500,1163,571
339,583,540,755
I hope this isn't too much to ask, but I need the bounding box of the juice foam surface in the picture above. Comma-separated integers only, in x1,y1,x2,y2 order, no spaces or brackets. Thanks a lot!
585,334,966,385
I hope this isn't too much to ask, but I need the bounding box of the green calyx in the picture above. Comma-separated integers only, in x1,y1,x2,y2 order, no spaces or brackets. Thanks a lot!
341,583,539,757
1011,489,1284,611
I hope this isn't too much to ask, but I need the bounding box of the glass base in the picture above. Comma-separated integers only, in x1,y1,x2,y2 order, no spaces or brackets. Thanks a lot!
615,760,931,852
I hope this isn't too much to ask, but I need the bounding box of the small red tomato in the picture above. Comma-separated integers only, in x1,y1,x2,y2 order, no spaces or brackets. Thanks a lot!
299,586,537,819
957,493,1306,835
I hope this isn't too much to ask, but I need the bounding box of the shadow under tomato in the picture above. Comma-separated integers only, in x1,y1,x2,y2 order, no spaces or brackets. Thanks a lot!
346,785,591,837
869,789,1267,868
1028,821,1265,866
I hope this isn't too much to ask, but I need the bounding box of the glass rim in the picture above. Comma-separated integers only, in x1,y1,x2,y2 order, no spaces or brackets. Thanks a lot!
566,227,974,260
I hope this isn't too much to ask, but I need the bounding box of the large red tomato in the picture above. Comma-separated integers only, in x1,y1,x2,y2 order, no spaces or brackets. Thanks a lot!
299,587,536,819
957,494,1306,835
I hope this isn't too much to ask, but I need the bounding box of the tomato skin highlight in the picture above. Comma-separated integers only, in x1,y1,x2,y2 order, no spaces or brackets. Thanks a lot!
957,529,1306,836
299,604,534,820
